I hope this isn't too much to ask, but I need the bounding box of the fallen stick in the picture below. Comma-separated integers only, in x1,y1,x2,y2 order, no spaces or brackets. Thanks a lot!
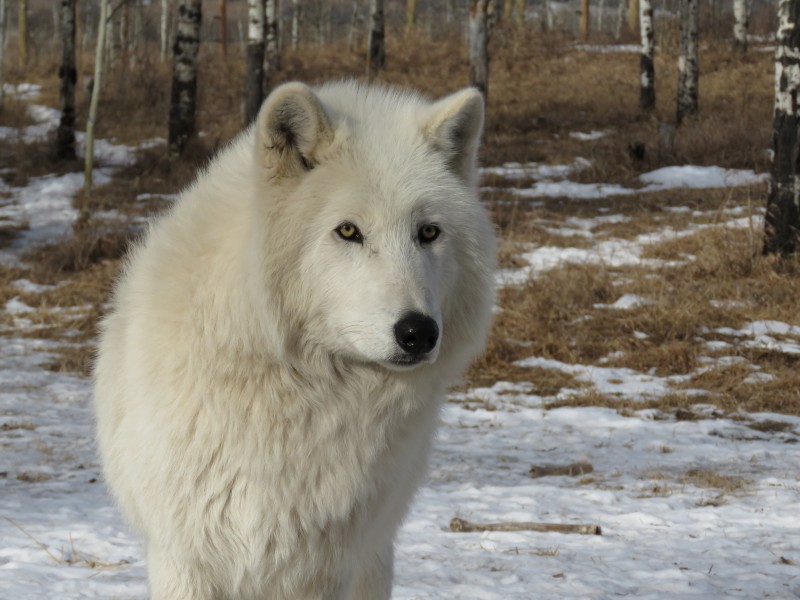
449,517,601,536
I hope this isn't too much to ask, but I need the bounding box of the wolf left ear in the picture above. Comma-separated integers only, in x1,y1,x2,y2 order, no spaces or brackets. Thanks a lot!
255,82,335,178
422,88,485,182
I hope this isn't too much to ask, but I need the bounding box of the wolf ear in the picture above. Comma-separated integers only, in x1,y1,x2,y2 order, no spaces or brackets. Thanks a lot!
423,88,484,182
255,82,334,178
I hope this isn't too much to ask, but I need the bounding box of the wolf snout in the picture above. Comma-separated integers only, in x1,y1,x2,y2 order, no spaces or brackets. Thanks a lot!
394,312,439,356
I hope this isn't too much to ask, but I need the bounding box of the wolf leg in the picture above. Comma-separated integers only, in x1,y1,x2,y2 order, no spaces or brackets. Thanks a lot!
349,544,394,600
147,548,217,600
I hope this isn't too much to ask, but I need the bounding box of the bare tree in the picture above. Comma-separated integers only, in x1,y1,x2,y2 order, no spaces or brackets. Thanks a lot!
291,0,300,50
161,0,169,61
265,0,280,79
676,0,698,125
628,0,638,34
367,0,384,79
469,0,490,100
245,0,265,125
220,0,227,55
18,0,27,69
405,0,416,33
733,0,748,52
639,0,655,110
0,0,7,111
84,0,110,199
765,0,800,255
514,0,524,24
168,0,202,156
580,0,590,38
57,0,77,161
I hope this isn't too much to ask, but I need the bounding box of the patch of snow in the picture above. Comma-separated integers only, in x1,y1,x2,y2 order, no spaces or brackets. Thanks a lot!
569,130,609,141
639,166,768,190
576,44,641,53
5,296,36,314
481,158,590,181
594,294,651,310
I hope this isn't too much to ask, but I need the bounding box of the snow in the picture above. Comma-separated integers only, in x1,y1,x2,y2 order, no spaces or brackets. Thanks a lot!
576,44,642,53
640,166,769,190
3,95,800,599
569,130,610,141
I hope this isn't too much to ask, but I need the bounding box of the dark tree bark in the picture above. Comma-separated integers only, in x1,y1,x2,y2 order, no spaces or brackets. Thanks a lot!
469,0,490,101
765,0,800,255
168,0,202,156
57,0,77,161
639,0,655,111
244,0,265,126
367,0,384,79
676,0,698,125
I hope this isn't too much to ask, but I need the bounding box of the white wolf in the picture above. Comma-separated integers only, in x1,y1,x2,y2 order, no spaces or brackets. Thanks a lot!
94,81,496,600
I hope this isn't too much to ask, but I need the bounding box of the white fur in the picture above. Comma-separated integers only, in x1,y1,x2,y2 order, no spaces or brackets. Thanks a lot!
94,81,496,600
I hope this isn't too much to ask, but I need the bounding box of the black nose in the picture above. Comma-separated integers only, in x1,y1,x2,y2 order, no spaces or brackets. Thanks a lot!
394,312,439,356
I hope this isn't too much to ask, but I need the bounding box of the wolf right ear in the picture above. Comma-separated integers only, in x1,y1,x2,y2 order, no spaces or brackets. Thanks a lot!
255,82,334,178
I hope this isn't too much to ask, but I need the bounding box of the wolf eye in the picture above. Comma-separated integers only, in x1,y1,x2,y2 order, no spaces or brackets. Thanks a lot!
336,222,363,243
418,224,441,244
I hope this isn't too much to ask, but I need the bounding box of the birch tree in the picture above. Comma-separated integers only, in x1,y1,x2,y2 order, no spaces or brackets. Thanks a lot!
367,0,384,80
291,0,300,50
676,0,698,125
0,0,7,112
639,0,655,110
469,0,490,101
406,0,417,33
84,0,110,199
244,0,265,125
18,0,27,69
733,0,748,52
168,0,202,156
57,0,77,161
764,0,800,255
220,0,227,55
161,0,169,61
265,0,280,77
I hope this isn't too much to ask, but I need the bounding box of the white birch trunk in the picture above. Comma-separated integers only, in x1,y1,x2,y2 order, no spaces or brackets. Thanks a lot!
367,0,384,79
639,0,655,110
265,0,280,77
167,0,202,156
469,0,490,101
84,0,110,200
348,0,358,51
597,0,606,33
0,0,7,111
733,0,748,52
676,0,698,124
244,0,265,125
160,0,168,61
615,0,626,40
765,0,800,254
291,0,300,50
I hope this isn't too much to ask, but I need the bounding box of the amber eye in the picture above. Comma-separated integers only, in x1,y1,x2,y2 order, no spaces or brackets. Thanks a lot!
336,222,363,243
418,224,441,244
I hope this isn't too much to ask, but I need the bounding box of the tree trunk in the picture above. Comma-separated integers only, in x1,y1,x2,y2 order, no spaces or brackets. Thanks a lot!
514,0,524,25
639,0,655,110
503,0,513,21
628,0,639,34
615,0,626,40
161,0,169,61
405,0,416,33
265,0,280,78
597,0,606,32
367,0,384,79
84,0,110,200
121,0,130,67
291,0,300,50
18,0,27,69
733,0,748,52
244,0,265,126
348,0,359,51
168,0,202,156
764,0,800,255
676,0,698,125
580,0,590,38
469,0,490,101
0,0,7,111
57,0,77,161
220,0,227,55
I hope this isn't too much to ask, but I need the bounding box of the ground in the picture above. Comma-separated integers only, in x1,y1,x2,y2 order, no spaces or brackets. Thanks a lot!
2,39,800,599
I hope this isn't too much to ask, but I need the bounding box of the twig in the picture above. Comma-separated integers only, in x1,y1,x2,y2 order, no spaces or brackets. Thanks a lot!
449,517,601,536
4,516,62,564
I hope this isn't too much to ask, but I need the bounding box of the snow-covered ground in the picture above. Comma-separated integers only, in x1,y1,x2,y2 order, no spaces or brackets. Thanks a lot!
2,91,800,599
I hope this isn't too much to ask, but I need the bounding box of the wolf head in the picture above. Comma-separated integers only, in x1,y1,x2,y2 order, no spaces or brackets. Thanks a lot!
249,82,495,376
